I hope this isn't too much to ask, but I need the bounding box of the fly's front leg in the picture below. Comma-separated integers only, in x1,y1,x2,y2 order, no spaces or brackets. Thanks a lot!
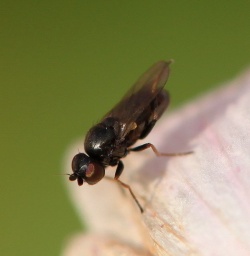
129,143,193,156
114,160,124,179
112,160,144,213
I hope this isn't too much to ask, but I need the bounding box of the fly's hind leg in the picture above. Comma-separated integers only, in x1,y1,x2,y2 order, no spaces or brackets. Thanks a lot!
129,143,193,156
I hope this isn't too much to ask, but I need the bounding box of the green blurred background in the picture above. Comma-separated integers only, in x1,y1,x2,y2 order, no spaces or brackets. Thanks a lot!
1,1,250,255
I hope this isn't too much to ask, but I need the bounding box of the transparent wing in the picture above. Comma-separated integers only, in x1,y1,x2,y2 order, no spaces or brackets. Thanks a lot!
103,60,171,137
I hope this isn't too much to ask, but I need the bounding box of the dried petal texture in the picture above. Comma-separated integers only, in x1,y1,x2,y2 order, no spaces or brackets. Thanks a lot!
63,70,250,256
63,234,152,256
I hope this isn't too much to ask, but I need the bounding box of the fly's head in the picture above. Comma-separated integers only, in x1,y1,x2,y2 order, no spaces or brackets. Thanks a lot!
69,153,105,186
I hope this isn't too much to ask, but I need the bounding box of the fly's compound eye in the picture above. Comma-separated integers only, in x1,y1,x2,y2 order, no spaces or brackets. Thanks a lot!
85,163,95,178
70,153,105,186
84,162,105,185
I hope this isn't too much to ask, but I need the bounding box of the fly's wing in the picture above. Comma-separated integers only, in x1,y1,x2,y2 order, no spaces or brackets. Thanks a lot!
103,60,171,137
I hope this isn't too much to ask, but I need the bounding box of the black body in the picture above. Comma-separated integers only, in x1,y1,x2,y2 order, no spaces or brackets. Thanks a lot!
69,61,171,209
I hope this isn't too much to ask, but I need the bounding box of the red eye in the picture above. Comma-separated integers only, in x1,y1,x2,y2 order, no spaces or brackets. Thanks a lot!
85,163,95,178
84,162,105,185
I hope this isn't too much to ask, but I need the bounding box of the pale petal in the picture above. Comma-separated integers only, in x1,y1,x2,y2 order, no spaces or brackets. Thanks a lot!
62,234,152,256
63,70,250,256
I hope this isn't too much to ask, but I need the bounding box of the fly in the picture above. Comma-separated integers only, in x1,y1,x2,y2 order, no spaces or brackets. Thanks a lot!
69,60,192,213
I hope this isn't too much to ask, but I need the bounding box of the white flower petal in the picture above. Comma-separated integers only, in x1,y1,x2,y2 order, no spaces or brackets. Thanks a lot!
62,234,152,256
63,70,250,256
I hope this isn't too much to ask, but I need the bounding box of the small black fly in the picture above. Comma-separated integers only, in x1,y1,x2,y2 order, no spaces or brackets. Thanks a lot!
69,61,192,213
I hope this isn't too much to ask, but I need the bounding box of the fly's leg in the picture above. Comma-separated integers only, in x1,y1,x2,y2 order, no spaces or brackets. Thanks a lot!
105,161,144,213
129,143,193,156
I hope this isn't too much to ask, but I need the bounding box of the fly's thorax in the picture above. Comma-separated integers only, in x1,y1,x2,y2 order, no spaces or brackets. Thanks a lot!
84,118,128,166
84,121,117,160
